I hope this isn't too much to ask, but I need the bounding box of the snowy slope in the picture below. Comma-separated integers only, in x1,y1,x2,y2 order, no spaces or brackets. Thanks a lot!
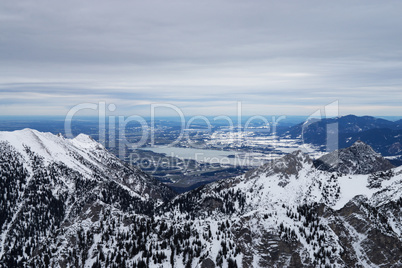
0,130,401,267
162,145,402,267
0,129,175,267
0,129,174,200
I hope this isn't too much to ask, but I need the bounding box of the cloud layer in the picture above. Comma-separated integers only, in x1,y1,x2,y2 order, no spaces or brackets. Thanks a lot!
1,0,402,116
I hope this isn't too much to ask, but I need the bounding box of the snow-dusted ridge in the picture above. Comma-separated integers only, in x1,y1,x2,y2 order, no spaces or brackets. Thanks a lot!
0,129,174,200
0,128,177,266
315,140,395,175
0,130,401,267
161,141,402,267
0,129,103,174
170,143,400,216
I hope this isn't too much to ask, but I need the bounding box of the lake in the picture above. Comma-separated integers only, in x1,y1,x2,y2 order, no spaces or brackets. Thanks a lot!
139,146,268,166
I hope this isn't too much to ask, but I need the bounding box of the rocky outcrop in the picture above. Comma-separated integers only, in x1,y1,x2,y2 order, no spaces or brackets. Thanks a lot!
315,141,395,174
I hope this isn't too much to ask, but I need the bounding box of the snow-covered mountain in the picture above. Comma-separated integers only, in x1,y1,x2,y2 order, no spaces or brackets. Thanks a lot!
0,129,401,267
165,145,401,267
314,140,395,174
282,115,402,157
0,129,175,266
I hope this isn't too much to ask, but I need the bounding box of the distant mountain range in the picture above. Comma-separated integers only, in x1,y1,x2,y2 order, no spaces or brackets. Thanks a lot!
282,115,402,159
0,129,401,267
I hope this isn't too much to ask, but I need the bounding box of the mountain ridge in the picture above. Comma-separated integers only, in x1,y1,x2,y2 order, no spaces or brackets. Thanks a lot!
283,115,402,157
314,140,395,174
0,129,401,267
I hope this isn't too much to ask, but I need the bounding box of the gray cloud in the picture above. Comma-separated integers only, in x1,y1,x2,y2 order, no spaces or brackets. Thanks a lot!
1,0,402,116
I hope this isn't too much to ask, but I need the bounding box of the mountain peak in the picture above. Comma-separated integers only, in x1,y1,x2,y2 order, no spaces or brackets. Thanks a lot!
70,133,103,150
246,149,313,181
349,140,379,155
0,128,175,203
73,133,94,142
314,141,394,174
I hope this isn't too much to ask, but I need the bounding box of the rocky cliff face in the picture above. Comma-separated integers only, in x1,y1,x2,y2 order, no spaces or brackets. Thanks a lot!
0,130,401,267
314,140,395,174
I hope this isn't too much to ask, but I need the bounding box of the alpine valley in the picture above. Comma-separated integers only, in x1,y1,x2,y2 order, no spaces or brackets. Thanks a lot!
0,129,401,267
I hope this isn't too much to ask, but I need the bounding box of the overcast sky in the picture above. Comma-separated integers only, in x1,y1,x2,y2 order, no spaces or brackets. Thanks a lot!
1,0,402,117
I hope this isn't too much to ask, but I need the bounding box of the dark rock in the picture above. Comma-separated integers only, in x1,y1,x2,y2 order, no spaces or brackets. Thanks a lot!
314,141,394,174
201,258,215,268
